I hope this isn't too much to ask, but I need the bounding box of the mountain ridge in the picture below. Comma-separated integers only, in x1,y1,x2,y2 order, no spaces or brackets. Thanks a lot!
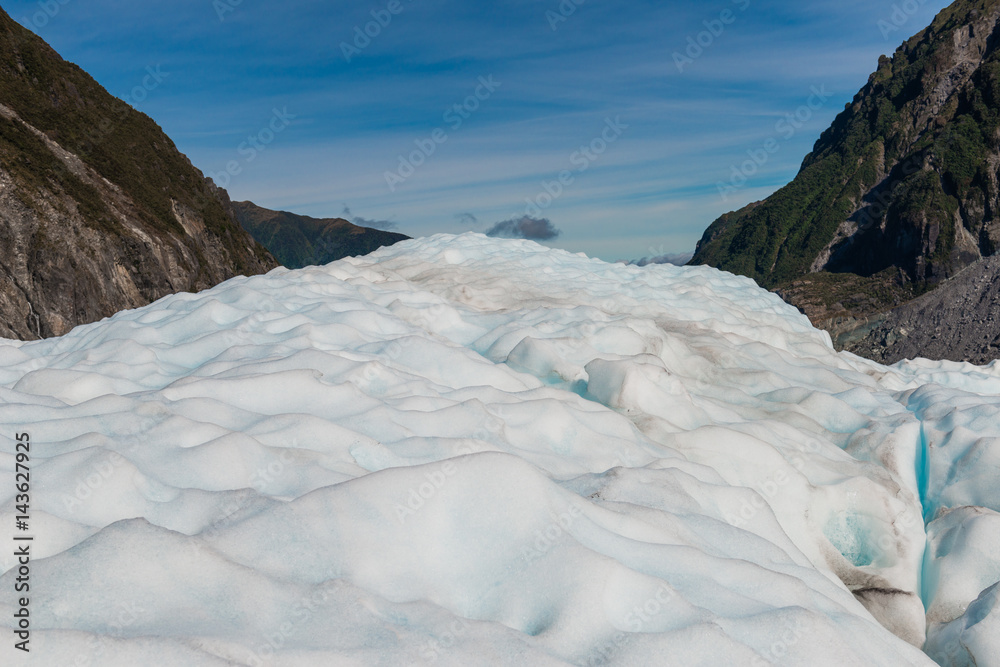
0,6,278,340
230,200,410,269
691,0,1000,361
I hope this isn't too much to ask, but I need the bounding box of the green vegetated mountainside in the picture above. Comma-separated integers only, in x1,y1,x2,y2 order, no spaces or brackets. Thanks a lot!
0,7,276,340
691,0,1000,361
231,201,410,269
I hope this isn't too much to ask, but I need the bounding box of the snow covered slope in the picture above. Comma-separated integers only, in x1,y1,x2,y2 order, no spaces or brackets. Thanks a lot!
1,234,998,666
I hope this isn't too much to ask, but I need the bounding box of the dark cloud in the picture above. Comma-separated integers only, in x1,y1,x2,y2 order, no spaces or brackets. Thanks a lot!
485,216,561,241
626,252,693,267
455,212,479,228
342,205,398,231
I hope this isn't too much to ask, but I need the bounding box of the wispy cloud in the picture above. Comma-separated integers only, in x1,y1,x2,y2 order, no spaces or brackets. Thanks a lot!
342,205,398,231
6,0,953,261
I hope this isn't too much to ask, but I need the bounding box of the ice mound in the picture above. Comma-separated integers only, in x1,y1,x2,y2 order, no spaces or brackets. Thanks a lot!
1,233,999,665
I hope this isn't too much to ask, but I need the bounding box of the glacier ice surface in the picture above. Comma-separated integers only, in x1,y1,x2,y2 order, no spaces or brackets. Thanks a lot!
1,233,999,666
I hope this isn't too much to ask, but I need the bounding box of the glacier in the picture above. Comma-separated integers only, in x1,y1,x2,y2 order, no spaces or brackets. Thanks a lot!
0,233,998,666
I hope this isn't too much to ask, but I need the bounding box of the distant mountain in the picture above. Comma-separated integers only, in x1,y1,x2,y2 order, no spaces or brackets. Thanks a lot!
0,7,276,340
691,0,1000,360
230,200,410,269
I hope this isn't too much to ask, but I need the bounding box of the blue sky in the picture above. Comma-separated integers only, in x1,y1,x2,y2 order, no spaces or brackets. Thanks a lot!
5,0,950,261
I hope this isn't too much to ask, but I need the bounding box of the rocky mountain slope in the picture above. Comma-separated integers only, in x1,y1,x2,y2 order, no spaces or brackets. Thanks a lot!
846,254,1000,364
691,0,1000,361
230,200,409,269
0,7,277,341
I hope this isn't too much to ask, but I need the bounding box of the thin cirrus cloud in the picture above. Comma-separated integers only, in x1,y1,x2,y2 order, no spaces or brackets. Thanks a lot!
5,0,951,262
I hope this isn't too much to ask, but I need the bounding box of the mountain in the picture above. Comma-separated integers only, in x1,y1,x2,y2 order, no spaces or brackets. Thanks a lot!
2,234,998,664
0,7,277,341
230,200,409,269
691,0,1000,359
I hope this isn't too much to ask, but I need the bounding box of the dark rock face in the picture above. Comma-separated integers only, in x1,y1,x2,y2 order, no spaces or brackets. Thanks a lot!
231,201,410,270
0,8,277,341
691,0,1000,362
845,255,1000,364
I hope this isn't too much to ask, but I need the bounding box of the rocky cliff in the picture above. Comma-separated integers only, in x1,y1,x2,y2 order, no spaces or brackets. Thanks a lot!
0,7,277,340
691,0,1000,361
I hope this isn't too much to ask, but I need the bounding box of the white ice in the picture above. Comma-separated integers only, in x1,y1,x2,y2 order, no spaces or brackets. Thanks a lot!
1,233,998,666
